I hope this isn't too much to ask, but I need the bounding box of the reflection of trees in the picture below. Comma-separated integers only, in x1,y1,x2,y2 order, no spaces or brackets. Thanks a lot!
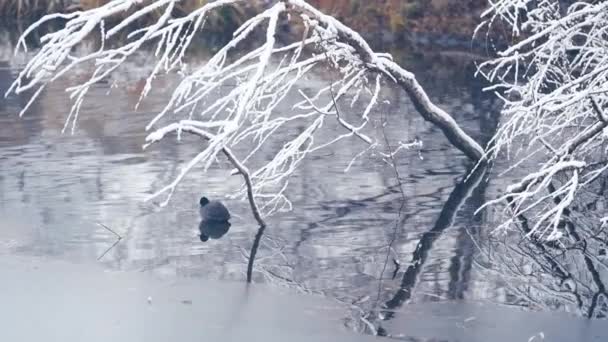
338,71,502,336
0,62,44,148
442,65,500,302
371,164,488,334
478,173,608,319
246,224,266,283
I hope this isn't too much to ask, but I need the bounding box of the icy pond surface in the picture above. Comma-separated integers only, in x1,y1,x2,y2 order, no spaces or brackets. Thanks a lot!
2,256,606,342
1,33,607,340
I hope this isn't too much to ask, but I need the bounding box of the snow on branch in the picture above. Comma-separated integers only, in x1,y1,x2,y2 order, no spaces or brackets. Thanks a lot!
478,0,608,240
7,0,483,218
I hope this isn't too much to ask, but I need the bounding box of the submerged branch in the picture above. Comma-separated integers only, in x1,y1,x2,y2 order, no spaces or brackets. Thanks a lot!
247,224,267,283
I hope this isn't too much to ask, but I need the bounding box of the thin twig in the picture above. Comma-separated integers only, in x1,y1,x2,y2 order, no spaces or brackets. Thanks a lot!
97,222,122,239
375,107,408,307
221,148,266,228
97,239,121,261
97,222,123,261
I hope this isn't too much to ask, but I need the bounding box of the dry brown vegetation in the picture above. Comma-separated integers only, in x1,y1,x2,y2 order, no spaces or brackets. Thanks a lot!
0,0,487,39
0,0,258,26
309,0,487,36
0,0,72,18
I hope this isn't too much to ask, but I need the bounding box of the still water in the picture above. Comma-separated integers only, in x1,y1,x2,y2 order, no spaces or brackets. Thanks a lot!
1,29,603,338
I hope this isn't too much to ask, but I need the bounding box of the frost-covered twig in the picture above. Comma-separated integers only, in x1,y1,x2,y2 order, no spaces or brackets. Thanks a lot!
478,0,608,240
473,0,608,318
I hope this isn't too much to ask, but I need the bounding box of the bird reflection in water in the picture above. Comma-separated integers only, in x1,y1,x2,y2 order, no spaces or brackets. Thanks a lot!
198,220,231,242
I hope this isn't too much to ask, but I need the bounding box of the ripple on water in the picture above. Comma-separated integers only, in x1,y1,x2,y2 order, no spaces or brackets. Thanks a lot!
0,46,517,331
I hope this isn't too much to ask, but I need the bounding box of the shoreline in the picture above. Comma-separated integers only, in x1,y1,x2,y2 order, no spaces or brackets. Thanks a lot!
0,0,499,51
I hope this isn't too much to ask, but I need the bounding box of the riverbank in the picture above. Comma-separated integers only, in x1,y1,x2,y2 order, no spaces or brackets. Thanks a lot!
309,0,488,41
0,0,493,48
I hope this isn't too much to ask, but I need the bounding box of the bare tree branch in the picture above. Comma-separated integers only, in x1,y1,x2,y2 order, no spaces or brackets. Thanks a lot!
6,0,486,224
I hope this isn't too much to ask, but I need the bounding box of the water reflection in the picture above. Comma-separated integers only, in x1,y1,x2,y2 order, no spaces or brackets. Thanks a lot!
199,220,231,242
0,36,500,321
5,25,604,339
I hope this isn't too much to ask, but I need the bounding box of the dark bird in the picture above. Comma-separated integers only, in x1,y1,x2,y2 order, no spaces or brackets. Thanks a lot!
198,197,231,242
199,197,231,221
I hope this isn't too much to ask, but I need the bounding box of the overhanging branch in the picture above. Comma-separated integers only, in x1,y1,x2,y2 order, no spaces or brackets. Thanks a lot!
285,0,485,161
144,122,266,228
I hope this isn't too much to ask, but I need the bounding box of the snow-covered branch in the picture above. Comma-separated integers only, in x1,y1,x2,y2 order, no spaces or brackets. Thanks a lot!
6,0,483,218
285,0,484,160
478,0,608,240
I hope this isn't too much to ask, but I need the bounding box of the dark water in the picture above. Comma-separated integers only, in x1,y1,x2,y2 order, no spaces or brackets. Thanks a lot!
1,29,606,338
